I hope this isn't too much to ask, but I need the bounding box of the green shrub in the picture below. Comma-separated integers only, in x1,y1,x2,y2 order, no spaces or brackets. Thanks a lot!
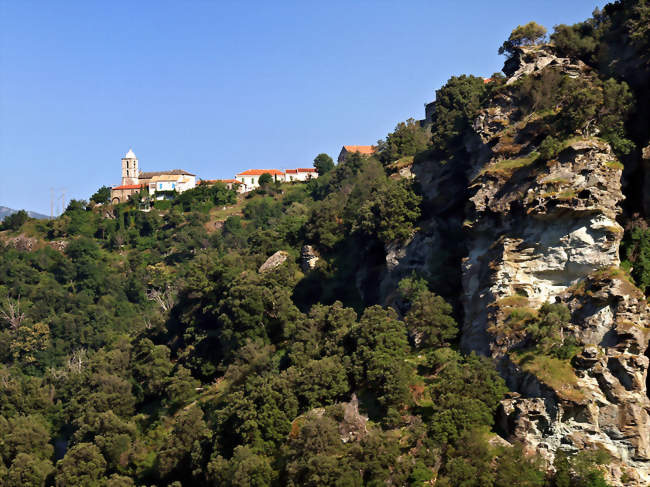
538,136,563,160
154,200,171,210
499,21,548,57
2,210,29,231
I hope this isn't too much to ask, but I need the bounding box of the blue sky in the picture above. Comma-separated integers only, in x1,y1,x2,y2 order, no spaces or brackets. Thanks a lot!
1,0,607,214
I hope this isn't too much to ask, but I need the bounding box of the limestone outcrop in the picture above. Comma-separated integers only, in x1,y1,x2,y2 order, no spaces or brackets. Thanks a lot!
259,250,289,273
386,46,650,485
300,245,319,272
502,45,588,85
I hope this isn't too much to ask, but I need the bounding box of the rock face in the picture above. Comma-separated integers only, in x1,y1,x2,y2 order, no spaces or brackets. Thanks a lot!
643,144,650,217
259,251,289,273
5,234,37,252
502,44,588,84
388,46,650,485
378,152,467,307
300,245,319,272
462,137,624,355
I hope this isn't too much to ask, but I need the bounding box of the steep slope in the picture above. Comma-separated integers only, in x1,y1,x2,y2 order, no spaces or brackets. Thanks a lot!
389,46,650,485
0,206,49,221
463,49,649,485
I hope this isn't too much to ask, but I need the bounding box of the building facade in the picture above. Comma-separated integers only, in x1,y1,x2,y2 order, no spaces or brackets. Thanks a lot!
285,168,318,181
235,169,286,191
110,150,196,204
148,173,196,199
337,145,376,163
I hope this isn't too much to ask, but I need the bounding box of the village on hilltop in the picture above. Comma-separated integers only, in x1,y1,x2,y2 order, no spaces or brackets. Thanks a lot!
109,145,376,205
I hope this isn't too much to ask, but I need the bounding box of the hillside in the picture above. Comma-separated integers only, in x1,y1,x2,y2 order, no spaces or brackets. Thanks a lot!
1,2,649,486
0,206,49,222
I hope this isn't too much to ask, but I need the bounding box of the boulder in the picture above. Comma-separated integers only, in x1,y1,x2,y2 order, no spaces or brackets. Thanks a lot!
259,250,289,273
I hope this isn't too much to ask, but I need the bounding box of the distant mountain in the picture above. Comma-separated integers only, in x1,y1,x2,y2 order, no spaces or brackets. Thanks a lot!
0,206,50,222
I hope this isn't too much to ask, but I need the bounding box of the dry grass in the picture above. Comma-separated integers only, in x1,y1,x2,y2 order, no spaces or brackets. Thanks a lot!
557,190,577,200
512,352,585,402
496,295,530,308
479,152,541,178
387,155,415,171
204,196,246,232
605,160,624,170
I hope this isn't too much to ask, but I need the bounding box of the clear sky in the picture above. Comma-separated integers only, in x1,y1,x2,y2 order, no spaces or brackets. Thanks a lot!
1,0,607,215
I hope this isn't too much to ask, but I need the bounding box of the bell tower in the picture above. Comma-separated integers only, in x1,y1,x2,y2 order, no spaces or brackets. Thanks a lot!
121,149,139,185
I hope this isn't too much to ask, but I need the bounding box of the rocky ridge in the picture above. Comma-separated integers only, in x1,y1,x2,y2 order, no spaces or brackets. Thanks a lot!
385,46,650,485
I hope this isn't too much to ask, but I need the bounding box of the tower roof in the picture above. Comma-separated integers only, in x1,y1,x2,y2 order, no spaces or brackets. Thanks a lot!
123,149,137,159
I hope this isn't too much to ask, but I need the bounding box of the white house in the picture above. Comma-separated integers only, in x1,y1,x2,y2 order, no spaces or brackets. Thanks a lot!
235,169,286,191
284,168,319,182
149,173,196,199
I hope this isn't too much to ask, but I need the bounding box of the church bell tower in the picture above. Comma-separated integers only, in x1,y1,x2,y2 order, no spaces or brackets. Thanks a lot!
121,149,139,185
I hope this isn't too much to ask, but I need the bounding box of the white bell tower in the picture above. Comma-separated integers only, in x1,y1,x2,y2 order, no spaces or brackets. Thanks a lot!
121,149,139,185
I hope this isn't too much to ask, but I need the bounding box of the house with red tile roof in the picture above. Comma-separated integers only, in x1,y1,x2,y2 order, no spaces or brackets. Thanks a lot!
284,168,318,182
110,149,197,204
234,168,319,191
337,145,376,163
235,169,285,191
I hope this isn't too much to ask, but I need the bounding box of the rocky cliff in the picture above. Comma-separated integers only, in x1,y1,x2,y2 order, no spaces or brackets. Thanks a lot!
385,47,650,485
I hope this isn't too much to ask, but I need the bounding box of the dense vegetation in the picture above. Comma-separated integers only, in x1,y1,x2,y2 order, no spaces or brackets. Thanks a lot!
3,1,650,485
0,161,614,487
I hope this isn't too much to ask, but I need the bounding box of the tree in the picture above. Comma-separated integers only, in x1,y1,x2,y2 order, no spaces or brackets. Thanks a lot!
499,22,548,56
3,415,54,464
377,118,430,165
528,302,575,358
258,173,273,186
313,153,335,175
65,199,88,213
11,322,50,364
208,446,276,487
156,406,211,480
292,356,350,409
283,414,360,486
427,349,507,444
55,443,107,487
354,179,421,244
404,291,458,348
430,75,488,157
90,186,112,205
494,445,545,487
2,210,29,231
7,453,54,487
351,306,412,415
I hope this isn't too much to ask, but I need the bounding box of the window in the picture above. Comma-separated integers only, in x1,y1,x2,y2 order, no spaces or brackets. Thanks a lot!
172,183,175,189
159,183,163,189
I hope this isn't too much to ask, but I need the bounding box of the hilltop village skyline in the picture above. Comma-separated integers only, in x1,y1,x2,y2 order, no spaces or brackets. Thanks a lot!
109,145,376,204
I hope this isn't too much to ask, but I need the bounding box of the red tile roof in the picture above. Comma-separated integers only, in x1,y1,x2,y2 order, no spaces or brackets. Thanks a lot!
200,179,241,185
296,168,318,172
483,78,493,84
236,169,285,176
112,184,145,190
140,169,196,178
285,169,298,174
343,145,376,155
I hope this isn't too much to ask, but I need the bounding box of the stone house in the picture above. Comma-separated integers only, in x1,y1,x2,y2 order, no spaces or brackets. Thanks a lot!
110,150,196,203
337,145,376,163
